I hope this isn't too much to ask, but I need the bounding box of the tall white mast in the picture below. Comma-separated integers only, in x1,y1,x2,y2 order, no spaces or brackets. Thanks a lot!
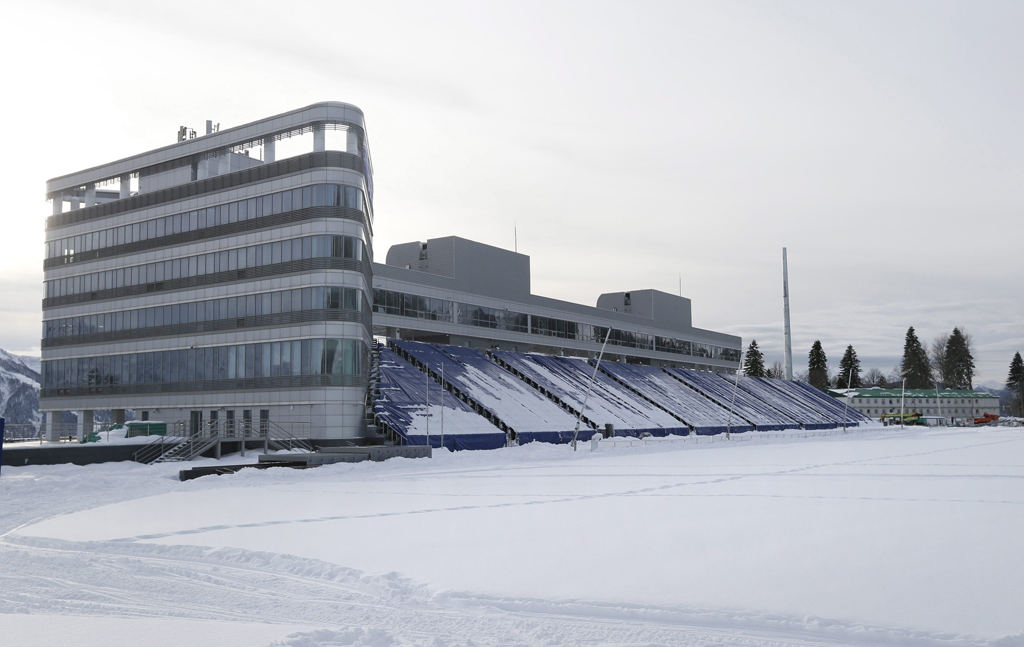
783,247,794,381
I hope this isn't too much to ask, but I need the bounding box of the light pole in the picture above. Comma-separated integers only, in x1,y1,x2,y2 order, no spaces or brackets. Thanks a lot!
900,378,906,429
572,327,612,451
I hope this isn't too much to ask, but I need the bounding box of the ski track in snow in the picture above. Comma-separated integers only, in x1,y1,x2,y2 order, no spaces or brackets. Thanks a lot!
2,428,1023,647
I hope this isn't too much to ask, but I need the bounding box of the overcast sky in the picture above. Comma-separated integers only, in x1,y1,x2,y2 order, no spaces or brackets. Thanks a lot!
1,0,1021,385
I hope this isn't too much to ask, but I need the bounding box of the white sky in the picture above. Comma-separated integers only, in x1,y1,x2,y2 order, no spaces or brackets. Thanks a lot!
1,0,1021,385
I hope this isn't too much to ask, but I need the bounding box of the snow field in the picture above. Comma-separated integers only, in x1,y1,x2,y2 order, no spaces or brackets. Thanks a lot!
2,426,1023,647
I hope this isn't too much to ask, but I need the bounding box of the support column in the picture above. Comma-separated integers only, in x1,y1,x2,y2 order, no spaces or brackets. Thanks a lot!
264,139,275,163
76,410,94,443
51,193,63,215
111,409,126,425
43,411,60,442
70,194,80,210
85,184,96,207
119,174,131,200
313,124,325,152
346,130,359,154
218,155,230,176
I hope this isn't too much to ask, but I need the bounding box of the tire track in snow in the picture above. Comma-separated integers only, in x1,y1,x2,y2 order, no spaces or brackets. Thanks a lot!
0,535,1006,647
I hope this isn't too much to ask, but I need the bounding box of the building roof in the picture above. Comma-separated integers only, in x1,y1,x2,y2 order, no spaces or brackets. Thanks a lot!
829,388,998,400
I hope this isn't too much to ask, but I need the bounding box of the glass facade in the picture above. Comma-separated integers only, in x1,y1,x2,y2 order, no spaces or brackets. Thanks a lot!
458,303,529,333
373,289,452,321
44,286,361,341
45,235,363,299
372,288,740,363
46,183,366,262
42,338,366,393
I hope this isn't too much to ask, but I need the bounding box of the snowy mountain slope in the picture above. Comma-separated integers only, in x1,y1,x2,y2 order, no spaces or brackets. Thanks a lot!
0,348,41,426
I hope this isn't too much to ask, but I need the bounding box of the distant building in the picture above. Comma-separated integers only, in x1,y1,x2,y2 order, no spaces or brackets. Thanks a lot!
829,388,999,423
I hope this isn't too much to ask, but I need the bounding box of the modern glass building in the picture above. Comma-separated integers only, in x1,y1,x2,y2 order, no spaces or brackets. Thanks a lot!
41,103,374,440
39,103,742,442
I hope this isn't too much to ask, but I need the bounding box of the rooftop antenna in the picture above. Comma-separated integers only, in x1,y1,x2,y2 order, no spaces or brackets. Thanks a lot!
783,247,793,381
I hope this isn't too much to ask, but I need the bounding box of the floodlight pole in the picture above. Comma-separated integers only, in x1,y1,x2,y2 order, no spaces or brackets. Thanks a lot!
936,382,943,426
782,248,794,381
572,327,612,451
440,361,445,450
425,366,430,447
842,369,853,432
726,361,742,439
900,378,906,429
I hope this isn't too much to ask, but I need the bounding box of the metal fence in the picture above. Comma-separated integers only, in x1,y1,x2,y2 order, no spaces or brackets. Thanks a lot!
1,422,111,444
598,425,872,449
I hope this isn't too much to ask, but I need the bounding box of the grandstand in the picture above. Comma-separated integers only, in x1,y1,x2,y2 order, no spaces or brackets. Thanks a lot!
373,341,861,448
667,369,798,431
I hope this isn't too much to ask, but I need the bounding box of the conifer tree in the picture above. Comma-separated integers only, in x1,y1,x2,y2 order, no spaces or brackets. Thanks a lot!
942,327,975,390
836,345,862,388
900,326,933,388
743,340,766,377
808,340,829,391
1007,352,1024,416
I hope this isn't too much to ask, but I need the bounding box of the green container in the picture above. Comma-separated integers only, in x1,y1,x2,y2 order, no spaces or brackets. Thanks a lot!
125,421,168,437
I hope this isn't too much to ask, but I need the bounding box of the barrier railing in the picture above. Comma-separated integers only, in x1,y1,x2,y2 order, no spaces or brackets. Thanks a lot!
598,425,871,448
3,422,111,444
133,419,313,463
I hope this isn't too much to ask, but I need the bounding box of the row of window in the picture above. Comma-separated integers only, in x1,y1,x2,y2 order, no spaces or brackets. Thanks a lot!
853,398,982,405
46,184,367,261
371,288,741,362
42,338,366,389
43,287,362,339
862,408,990,416
45,235,364,300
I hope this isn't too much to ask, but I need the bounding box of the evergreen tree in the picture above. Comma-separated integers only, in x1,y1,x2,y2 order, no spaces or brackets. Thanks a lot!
900,326,933,388
808,340,829,391
743,340,766,377
836,345,862,388
1007,352,1024,417
942,327,975,390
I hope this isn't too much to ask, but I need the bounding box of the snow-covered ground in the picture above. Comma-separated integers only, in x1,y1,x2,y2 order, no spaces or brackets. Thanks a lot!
2,425,1022,647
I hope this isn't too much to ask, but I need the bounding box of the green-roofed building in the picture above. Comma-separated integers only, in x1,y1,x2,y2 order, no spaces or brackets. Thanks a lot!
828,388,999,424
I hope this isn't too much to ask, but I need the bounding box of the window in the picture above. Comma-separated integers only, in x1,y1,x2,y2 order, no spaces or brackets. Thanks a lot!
46,184,367,266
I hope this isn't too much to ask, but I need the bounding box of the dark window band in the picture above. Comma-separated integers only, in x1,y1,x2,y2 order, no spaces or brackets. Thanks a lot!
41,374,364,398
44,205,365,269
42,337,368,396
47,151,364,230
43,257,369,308
42,309,367,348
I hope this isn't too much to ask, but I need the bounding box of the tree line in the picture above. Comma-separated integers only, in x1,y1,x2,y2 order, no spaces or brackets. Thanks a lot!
740,329,1023,408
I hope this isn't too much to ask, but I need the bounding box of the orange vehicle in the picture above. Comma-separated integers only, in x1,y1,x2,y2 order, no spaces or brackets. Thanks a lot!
973,413,999,425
